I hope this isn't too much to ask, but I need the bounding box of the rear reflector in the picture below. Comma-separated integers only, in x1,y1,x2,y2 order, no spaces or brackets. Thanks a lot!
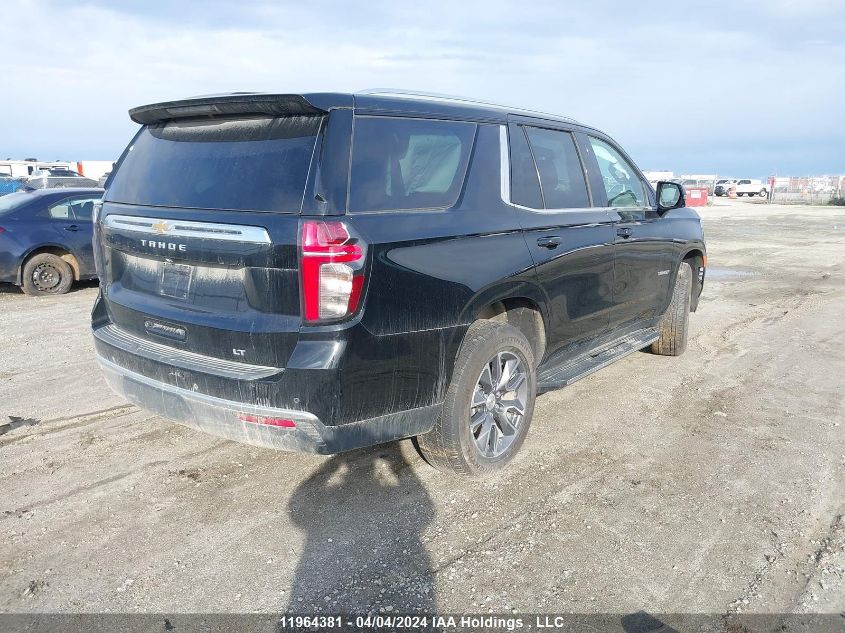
300,220,366,323
238,414,296,428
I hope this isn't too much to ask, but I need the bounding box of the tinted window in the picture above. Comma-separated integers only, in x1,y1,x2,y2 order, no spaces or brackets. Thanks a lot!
350,117,476,212
107,115,323,212
509,126,542,208
524,127,590,209
589,136,645,207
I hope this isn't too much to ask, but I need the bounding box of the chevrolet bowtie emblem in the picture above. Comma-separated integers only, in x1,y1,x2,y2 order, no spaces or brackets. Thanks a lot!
152,220,171,234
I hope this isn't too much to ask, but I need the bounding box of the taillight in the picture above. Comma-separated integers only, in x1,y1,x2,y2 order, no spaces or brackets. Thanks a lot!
0,227,5,234
300,220,366,323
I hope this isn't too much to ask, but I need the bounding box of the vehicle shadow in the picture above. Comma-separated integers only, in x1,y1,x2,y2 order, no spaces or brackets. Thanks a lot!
0,279,98,296
621,611,680,633
284,442,436,615
72,279,100,293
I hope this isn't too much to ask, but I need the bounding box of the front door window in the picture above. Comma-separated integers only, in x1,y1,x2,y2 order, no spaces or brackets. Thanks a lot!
589,137,645,208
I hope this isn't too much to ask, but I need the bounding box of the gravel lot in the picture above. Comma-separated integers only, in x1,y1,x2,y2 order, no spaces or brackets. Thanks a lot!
1,199,843,616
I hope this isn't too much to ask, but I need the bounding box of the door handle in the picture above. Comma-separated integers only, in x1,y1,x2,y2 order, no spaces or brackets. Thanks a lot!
537,236,561,249
65,225,79,232
616,227,633,238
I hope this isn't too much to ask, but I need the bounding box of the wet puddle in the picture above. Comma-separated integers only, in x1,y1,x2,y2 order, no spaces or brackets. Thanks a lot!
707,267,760,280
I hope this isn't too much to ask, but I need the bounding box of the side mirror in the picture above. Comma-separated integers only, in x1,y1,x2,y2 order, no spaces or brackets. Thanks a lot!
656,181,685,213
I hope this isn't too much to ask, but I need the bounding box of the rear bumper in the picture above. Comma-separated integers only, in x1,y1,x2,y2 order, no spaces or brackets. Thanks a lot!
97,354,440,454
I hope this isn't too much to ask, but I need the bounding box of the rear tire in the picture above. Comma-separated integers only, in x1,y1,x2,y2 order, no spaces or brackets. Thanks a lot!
759,189,768,198
417,320,536,476
21,253,74,296
651,262,692,356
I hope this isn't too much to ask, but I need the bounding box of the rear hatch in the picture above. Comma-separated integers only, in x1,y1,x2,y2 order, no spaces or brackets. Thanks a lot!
95,98,327,371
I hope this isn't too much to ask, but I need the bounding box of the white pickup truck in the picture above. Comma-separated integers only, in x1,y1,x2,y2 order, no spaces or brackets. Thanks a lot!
734,179,769,197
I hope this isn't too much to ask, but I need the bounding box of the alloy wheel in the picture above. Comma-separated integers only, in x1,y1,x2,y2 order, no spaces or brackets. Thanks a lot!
469,351,528,458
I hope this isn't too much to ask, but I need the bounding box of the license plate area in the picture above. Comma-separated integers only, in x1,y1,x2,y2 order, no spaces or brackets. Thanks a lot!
160,262,192,299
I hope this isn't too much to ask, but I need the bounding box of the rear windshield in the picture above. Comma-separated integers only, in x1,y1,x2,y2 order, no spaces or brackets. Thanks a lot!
106,115,323,212
350,116,476,212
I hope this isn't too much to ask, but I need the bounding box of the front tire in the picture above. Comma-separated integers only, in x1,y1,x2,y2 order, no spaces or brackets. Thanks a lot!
21,253,74,296
417,320,536,476
651,262,692,356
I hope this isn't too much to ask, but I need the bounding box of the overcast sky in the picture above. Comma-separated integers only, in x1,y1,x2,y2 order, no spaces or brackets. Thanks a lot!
2,0,843,176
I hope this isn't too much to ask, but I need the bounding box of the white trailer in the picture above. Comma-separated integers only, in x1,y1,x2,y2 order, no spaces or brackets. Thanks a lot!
0,160,74,178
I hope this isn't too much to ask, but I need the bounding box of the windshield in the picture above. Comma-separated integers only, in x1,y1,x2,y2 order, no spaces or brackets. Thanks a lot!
106,115,323,212
0,191,34,215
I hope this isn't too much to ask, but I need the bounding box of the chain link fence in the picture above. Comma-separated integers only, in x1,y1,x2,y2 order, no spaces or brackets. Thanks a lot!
769,175,845,205
0,176,28,196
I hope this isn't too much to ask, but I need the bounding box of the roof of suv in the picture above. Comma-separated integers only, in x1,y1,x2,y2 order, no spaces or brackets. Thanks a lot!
129,91,586,129
354,90,581,125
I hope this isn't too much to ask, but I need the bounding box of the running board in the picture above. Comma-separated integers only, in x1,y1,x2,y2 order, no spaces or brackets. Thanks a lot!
537,328,659,393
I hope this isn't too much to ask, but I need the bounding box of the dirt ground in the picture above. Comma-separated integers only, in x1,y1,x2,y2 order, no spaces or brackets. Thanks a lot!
1,199,843,616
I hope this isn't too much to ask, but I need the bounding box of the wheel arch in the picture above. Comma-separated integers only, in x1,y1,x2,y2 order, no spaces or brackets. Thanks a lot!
452,280,550,368
680,246,706,312
17,244,81,284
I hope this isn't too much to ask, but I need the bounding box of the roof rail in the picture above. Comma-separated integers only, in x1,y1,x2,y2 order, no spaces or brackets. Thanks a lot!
357,89,579,124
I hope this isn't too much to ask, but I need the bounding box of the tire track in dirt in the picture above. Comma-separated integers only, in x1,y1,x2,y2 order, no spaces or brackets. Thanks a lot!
0,404,137,448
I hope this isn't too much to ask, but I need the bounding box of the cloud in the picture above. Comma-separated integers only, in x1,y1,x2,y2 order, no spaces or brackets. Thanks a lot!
1,0,842,174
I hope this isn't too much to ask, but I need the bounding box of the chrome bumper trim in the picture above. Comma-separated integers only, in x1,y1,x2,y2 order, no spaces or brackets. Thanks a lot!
96,354,320,425
93,323,281,380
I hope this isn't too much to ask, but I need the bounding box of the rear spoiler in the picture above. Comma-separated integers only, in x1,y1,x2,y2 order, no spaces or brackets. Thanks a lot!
128,93,329,125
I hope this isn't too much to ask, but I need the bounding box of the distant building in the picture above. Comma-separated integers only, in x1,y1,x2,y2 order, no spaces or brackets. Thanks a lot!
75,161,114,181
643,170,674,182
680,174,717,183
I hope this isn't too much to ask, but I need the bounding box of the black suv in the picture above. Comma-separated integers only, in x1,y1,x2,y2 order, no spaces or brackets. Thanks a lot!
91,92,706,475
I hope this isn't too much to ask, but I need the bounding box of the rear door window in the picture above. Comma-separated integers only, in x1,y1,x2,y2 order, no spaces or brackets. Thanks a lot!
67,196,101,221
509,126,543,209
48,195,101,220
106,115,323,212
350,117,476,212
523,127,590,209
589,136,646,208
48,198,74,219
